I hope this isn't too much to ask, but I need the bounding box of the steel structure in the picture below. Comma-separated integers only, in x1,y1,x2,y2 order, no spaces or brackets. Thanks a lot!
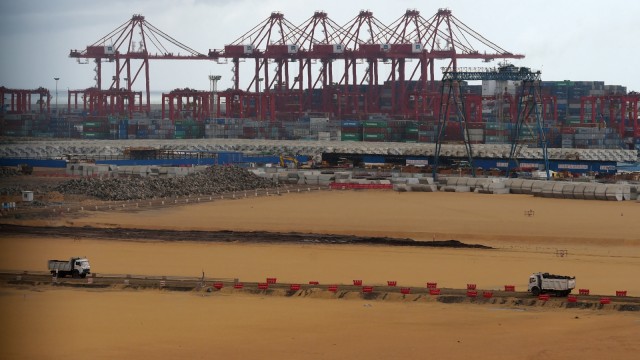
162,88,214,121
0,87,50,114
69,14,208,115
209,8,524,120
67,88,143,116
579,93,640,137
433,65,550,180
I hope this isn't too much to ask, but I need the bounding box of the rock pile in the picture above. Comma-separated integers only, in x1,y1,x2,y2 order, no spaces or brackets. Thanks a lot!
0,167,22,177
54,165,278,201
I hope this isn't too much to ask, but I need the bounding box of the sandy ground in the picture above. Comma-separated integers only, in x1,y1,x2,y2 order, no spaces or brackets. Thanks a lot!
69,191,640,245
1,288,639,360
1,190,639,359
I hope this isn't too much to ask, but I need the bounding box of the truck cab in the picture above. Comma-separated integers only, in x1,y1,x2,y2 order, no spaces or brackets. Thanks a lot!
74,258,91,276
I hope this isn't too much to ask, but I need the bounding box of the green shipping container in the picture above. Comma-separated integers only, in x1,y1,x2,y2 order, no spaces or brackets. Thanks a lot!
82,132,106,139
362,120,388,127
341,133,362,141
364,133,385,140
83,122,104,127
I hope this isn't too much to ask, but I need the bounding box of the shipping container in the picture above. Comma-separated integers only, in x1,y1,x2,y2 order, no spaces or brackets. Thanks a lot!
341,133,362,141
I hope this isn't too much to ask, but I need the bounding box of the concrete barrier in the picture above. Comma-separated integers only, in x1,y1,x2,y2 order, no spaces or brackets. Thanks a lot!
605,185,624,201
537,182,552,198
572,183,587,199
417,177,435,185
510,179,524,194
533,180,547,196
622,185,631,201
552,182,567,198
594,185,608,200
408,184,437,192
583,184,597,200
561,183,576,199
393,184,408,192
466,178,478,189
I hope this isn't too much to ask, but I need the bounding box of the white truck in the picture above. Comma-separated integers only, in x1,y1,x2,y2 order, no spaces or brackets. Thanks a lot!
528,272,575,296
48,257,91,278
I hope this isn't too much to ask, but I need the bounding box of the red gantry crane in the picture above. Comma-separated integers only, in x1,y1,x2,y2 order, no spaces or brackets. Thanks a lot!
209,12,303,121
209,8,524,121
70,10,525,122
0,87,50,114
69,14,209,117
580,93,640,137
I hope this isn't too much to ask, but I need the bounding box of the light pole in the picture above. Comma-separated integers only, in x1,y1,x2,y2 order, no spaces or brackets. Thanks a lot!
209,75,221,117
53,77,59,115
258,77,264,120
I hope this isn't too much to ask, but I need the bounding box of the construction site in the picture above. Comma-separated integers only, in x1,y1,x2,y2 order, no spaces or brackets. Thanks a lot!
1,6,640,360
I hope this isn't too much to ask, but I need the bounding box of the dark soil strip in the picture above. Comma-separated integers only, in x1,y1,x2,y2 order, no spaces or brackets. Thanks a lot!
0,224,492,249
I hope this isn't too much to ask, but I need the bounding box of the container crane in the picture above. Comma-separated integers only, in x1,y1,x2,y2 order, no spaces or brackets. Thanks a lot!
69,14,209,116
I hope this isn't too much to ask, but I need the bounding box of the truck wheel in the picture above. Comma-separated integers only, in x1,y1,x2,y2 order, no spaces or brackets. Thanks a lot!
72,270,80,279
531,287,540,296
80,273,87,279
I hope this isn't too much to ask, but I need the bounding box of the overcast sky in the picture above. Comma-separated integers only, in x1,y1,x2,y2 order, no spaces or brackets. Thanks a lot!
1,0,638,96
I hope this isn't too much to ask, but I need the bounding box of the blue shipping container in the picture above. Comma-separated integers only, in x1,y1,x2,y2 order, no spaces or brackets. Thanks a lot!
342,120,360,127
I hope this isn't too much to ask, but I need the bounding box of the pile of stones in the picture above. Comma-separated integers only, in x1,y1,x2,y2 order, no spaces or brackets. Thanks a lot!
54,165,278,201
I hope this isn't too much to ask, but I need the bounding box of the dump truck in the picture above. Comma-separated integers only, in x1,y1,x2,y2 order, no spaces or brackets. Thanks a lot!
528,272,575,296
48,257,91,278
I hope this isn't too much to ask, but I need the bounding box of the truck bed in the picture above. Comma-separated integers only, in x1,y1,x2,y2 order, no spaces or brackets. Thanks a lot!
541,278,576,290
48,260,72,272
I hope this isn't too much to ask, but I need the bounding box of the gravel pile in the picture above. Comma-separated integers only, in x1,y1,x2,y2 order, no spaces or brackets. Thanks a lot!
54,165,278,201
0,167,22,177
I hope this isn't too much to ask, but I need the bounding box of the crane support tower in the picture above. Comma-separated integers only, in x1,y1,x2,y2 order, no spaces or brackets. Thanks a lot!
433,64,550,180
